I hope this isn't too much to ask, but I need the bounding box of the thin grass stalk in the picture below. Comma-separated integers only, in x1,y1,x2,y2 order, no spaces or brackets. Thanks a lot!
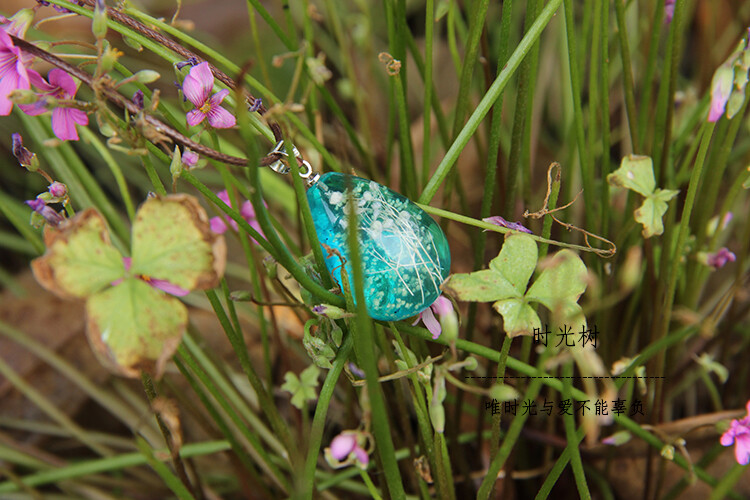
520,0,542,208
421,0,435,188
655,0,687,182
599,2,611,237
176,343,290,493
652,121,716,422
299,330,354,498
390,324,448,498
345,189,406,499
139,373,197,497
0,190,44,254
637,1,665,151
404,31,451,148
463,0,514,457
78,126,136,221
244,0,294,50
141,154,167,195
505,0,537,215
533,426,586,499
134,437,196,500
0,357,112,458
173,357,271,498
419,0,564,205
202,290,295,459
451,0,489,139
613,0,639,152
488,337,513,459
561,362,591,499
562,0,595,232
0,441,231,494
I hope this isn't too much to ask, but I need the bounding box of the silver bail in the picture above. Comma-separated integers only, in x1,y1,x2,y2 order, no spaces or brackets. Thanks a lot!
267,140,320,186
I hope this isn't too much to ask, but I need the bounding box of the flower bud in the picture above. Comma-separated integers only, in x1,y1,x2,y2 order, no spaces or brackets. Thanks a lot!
132,90,145,110
182,149,199,168
134,70,161,84
312,304,351,319
602,430,632,446
9,89,39,105
489,384,520,402
25,198,64,226
12,133,39,171
48,181,67,199
92,0,108,39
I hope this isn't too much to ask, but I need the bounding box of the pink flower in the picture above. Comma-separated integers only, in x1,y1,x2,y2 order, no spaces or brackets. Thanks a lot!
720,400,750,466
20,69,88,141
182,149,199,167
706,247,736,269
182,62,235,129
413,295,454,340
328,431,369,468
0,29,38,116
210,190,264,241
112,257,190,296
483,215,532,234
48,181,67,198
708,65,734,122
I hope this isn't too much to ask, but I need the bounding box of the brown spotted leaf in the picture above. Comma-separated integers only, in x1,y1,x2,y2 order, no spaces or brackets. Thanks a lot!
130,194,226,291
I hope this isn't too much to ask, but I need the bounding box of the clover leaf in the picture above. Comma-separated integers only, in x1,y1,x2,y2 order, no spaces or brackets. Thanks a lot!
282,365,320,409
442,233,587,337
607,155,679,238
31,194,226,378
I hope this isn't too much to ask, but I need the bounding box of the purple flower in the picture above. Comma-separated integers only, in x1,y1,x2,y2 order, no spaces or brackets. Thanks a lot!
0,29,39,116
720,400,750,466
664,0,675,24
175,56,198,70
412,295,454,340
706,247,736,269
20,69,88,141
115,257,190,296
182,149,199,167
48,181,67,198
328,432,369,467
182,62,235,129
25,198,63,226
210,190,264,241
132,89,144,109
12,132,37,169
483,215,532,234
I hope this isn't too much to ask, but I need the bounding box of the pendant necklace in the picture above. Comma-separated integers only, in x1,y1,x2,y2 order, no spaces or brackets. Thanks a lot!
264,140,451,322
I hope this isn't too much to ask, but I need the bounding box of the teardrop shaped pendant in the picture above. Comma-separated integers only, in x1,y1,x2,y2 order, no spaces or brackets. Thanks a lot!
306,172,451,321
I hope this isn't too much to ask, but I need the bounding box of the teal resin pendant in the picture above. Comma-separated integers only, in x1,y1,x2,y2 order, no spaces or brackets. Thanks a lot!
306,172,451,321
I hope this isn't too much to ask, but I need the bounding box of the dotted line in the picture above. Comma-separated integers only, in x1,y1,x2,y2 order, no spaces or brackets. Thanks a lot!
465,376,666,379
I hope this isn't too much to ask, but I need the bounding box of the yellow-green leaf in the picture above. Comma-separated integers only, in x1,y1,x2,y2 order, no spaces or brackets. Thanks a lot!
31,208,124,299
86,278,187,378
